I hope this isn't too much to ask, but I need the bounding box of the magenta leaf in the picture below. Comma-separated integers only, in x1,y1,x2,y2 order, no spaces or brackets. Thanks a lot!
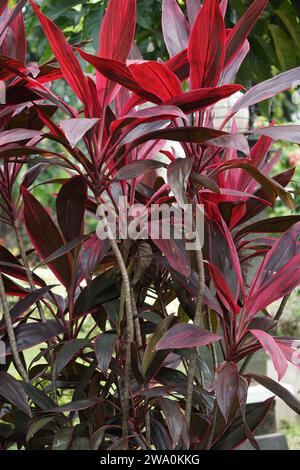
249,329,288,381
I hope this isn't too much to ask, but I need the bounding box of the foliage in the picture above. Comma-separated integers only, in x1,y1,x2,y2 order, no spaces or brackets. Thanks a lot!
0,0,300,451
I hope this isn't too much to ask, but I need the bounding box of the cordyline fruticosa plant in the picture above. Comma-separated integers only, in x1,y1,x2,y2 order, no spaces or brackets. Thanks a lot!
1,0,300,451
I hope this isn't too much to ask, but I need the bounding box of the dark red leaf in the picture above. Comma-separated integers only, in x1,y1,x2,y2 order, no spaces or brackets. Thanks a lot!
97,0,136,103
225,0,269,66
94,333,117,374
155,323,221,350
30,1,91,112
249,329,287,381
4,321,65,355
214,362,239,422
21,187,72,287
247,374,300,415
166,84,243,114
54,339,89,376
0,372,31,417
208,263,240,315
56,176,87,243
188,0,226,88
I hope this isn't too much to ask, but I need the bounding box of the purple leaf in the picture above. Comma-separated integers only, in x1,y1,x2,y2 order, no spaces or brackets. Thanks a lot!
0,372,31,417
155,323,221,350
56,176,87,242
94,333,117,374
162,0,190,58
214,362,239,422
167,158,193,207
59,118,99,148
249,329,288,381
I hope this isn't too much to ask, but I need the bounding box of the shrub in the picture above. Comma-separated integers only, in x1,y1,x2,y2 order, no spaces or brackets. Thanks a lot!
0,0,300,450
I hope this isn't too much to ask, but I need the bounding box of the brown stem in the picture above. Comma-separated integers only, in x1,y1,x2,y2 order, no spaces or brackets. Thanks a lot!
0,272,29,382
185,248,205,430
205,400,218,450
104,227,134,439
131,287,152,448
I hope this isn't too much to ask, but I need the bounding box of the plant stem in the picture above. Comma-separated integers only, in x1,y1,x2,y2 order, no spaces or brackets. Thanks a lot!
101,221,134,439
185,248,205,429
205,400,218,450
0,272,29,382
131,287,152,448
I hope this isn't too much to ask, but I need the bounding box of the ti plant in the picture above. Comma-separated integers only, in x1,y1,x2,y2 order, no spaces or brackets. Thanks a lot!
0,0,300,450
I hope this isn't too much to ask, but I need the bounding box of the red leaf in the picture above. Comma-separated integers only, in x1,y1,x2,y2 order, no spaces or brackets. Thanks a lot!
225,0,269,66
166,84,243,114
249,329,287,381
155,323,221,350
30,1,91,112
162,0,190,57
97,0,136,103
76,235,109,285
152,236,191,277
21,187,71,287
214,362,239,421
129,61,182,101
77,51,160,104
56,176,87,242
247,254,300,316
208,263,240,315
188,0,226,88
247,222,300,312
